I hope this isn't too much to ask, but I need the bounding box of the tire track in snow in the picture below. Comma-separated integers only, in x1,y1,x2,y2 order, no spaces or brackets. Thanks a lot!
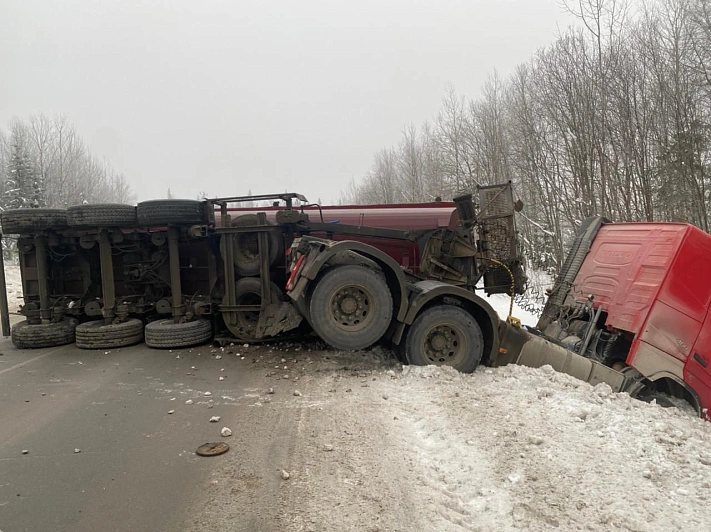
377,374,516,531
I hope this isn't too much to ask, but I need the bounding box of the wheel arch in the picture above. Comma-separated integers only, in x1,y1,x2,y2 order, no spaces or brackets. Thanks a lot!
636,372,702,416
301,240,410,323
393,280,501,365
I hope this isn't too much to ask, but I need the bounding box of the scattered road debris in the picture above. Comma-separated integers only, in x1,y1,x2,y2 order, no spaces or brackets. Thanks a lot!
195,442,229,457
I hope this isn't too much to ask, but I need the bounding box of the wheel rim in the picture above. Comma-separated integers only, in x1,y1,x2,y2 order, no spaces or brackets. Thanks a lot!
329,285,373,332
422,323,467,365
237,292,261,326
236,233,259,260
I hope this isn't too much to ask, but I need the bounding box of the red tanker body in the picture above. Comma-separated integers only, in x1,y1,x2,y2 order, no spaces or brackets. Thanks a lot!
219,202,457,274
221,202,457,230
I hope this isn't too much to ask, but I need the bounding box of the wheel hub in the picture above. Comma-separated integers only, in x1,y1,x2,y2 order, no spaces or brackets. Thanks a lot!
424,325,464,364
330,286,370,330
340,296,358,314
237,234,259,259
430,332,447,351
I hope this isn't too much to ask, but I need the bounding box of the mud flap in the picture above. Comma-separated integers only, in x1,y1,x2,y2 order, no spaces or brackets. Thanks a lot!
516,335,626,392
255,302,303,338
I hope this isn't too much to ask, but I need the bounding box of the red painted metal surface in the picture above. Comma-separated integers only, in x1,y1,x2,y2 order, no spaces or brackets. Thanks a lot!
220,202,457,230
572,222,711,413
219,202,457,273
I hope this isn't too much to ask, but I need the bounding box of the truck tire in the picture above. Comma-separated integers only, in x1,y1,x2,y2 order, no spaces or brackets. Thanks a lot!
11,318,78,349
75,318,144,349
308,265,393,351
233,277,283,334
67,204,137,227
640,393,677,408
231,214,284,276
404,306,483,373
1,208,68,235
136,199,205,226
145,318,212,348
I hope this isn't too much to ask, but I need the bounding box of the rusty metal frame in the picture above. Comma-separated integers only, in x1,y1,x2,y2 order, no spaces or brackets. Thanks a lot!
217,211,279,339
97,229,116,324
0,235,10,336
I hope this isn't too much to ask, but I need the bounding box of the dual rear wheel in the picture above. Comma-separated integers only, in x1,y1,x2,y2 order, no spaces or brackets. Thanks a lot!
307,264,484,371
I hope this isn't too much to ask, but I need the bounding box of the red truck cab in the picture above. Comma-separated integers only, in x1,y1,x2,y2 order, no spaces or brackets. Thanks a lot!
547,221,711,418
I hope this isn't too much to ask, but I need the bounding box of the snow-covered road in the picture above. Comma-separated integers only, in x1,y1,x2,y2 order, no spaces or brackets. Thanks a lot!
268,353,711,531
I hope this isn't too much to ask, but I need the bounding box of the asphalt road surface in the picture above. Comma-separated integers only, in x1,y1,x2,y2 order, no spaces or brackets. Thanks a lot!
0,331,334,532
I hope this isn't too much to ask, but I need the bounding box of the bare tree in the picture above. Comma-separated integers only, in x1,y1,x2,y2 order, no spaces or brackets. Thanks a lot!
0,114,135,209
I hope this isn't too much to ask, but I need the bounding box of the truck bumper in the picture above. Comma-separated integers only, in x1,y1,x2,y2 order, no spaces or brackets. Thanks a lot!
497,320,627,392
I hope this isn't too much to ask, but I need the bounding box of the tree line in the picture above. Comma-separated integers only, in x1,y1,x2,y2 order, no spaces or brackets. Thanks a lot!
0,115,135,213
341,0,711,296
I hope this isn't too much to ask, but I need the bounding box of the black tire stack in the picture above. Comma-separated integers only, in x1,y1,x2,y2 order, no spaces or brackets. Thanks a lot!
145,318,213,348
136,199,205,226
11,319,78,349
75,318,145,349
67,204,137,227
0,208,68,234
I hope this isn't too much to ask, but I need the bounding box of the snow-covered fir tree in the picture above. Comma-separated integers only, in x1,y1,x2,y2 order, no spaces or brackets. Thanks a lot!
3,136,42,210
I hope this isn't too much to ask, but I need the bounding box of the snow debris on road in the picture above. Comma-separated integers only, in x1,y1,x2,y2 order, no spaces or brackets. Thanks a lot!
376,364,711,530
220,427,232,437
277,356,711,532
209,416,220,423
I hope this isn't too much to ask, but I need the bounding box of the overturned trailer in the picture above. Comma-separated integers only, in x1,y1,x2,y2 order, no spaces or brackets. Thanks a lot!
0,184,524,372
2,183,709,419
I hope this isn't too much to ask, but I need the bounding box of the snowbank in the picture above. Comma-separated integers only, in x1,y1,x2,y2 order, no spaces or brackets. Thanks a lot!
3,260,22,311
378,363,711,530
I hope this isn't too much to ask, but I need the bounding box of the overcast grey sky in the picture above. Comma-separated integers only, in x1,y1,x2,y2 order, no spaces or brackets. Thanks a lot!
1,0,574,204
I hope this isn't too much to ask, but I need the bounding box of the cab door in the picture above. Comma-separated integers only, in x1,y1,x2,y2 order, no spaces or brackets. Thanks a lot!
686,306,711,419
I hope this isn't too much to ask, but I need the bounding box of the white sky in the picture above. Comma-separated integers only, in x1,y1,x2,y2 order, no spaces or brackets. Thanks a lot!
0,0,574,204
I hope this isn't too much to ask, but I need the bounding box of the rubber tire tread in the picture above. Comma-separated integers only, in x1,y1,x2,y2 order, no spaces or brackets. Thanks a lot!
136,200,205,226
145,318,213,348
11,319,77,349
404,306,484,373
308,265,393,351
67,204,137,227
1,208,68,235
75,318,144,349
231,214,284,276
231,277,284,335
